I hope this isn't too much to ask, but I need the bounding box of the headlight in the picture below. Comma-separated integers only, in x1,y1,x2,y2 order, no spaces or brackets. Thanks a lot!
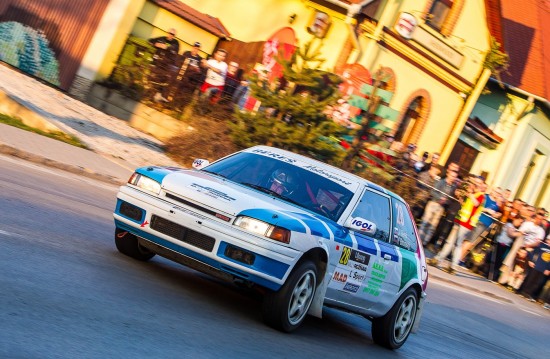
128,172,161,195
234,216,290,244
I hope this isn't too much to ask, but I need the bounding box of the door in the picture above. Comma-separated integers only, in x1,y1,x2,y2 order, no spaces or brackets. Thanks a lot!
325,187,400,310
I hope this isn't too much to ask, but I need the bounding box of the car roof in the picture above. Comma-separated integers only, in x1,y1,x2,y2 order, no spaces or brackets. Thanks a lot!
243,146,406,203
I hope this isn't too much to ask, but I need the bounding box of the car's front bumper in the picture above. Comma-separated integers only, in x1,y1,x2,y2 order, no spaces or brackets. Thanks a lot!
114,187,302,290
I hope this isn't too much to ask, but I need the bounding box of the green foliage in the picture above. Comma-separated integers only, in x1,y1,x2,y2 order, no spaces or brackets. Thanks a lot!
0,113,87,149
230,40,350,164
484,36,509,74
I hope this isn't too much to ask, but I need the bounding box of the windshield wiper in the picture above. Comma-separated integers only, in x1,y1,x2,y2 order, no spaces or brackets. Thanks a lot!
240,182,302,206
202,170,227,179
240,182,272,193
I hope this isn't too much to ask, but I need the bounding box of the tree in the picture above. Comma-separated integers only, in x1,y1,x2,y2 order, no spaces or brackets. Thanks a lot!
340,67,395,172
229,40,350,164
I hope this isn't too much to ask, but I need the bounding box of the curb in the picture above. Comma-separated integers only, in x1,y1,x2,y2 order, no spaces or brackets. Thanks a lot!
0,143,125,186
428,270,513,303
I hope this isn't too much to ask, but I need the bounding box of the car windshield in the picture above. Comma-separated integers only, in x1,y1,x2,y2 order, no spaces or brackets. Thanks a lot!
202,152,354,221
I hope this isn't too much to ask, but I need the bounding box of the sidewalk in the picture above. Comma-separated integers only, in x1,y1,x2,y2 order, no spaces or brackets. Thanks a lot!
0,64,544,306
0,64,179,184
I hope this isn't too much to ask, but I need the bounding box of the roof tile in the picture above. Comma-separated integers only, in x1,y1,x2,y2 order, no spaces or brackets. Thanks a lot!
499,0,549,100
151,0,230,38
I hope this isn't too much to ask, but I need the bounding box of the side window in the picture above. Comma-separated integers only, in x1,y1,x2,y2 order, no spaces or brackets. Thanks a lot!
391,200,418,252
349,189,391,242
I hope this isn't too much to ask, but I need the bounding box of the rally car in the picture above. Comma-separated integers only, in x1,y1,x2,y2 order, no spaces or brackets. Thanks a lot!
113,146,428,349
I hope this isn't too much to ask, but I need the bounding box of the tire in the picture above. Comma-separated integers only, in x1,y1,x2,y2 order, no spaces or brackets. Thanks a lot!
115,228,155,261
371,287,418,350
262,261,317,333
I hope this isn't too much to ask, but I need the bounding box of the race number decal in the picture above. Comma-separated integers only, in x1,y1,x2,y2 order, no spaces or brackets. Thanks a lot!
395,203,405,226
330,246,370,293
349,217,377,235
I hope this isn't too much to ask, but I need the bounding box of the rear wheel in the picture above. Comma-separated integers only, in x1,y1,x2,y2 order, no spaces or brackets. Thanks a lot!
115,228,155,261
262,261,317,333
372,287,418,349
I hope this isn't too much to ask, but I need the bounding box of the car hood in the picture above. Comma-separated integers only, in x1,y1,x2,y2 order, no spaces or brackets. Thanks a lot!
161,170,308,217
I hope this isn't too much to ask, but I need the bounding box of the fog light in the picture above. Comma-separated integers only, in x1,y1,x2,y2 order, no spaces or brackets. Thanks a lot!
225,245,255,265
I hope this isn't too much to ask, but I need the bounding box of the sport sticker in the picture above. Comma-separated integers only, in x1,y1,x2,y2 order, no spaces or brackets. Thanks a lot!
330,246,370,293
363,261,387,297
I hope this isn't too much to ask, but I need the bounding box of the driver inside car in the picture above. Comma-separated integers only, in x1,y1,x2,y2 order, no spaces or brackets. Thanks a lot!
269,169,298,196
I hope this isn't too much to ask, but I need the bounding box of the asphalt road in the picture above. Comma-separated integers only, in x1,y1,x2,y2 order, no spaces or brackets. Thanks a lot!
1,155,549,359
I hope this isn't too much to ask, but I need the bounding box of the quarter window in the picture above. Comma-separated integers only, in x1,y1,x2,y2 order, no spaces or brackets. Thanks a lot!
391,200,418,252
350,189,391,242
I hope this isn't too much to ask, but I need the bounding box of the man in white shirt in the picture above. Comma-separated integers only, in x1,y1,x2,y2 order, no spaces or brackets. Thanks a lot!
199,49,228,105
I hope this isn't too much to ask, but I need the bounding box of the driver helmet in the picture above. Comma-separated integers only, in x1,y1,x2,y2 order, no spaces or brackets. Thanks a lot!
269,169,297,195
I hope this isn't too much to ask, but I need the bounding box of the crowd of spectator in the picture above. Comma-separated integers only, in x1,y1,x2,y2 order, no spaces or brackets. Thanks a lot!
388,145,550,309
143,30,262,113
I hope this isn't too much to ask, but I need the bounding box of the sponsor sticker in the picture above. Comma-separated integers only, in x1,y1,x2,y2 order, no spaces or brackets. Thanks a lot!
189,183,236,202
349,217,377,235
330,246,370,294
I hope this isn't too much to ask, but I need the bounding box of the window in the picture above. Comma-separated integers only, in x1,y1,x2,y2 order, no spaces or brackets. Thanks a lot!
395,97,421,143
391,200,418,252
350,189,391,242
203,152,354,220
426,0,453,31
307,10,332,38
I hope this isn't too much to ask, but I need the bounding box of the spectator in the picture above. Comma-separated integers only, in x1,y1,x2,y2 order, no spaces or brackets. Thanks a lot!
412,165,441,220
499,208,546,283
427,176,486,274
222,61,241,100
460,186,503,263
180,41,204,89
502,247,529,291
198,49,228,110
418,170,458,246
492,217,524,281
414,151,429,173
148,28,180,102
426,152,443,173
518,235,550,301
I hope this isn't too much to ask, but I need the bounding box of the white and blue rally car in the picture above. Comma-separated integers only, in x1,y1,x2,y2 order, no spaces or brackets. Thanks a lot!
113,146,428,349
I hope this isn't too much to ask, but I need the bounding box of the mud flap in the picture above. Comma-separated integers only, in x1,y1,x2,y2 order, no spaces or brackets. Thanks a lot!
308,270,331,318
411,291,426,333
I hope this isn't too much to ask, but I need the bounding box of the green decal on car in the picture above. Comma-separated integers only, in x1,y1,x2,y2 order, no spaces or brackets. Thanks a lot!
399,249,418,290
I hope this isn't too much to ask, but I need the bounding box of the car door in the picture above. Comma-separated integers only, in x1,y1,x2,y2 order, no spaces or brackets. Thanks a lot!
325,187,400,310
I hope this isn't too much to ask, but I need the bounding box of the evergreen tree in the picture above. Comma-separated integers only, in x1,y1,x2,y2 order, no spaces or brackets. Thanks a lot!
230,40,351,164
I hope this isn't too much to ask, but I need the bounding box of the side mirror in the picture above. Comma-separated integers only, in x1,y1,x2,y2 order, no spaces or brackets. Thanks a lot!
344,217,377,235
192,158,210,170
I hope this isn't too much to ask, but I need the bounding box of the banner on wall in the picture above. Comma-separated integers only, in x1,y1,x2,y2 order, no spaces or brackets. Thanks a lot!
262,27,297,81
0,21,60,85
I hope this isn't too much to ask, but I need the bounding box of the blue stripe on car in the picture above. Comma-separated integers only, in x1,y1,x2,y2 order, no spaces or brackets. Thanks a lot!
115,199,145,223
240,208,356,247
217,242,289,279
352,232,379,256
377,241,399,262
114,220,283,290
135,166,178,184
286,212,332,238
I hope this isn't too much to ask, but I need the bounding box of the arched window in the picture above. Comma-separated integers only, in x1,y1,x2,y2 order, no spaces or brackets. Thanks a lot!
395,97,422,143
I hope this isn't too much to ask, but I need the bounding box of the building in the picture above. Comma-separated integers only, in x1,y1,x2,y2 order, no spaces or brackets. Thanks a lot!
3,1,546,207
468,0,549,207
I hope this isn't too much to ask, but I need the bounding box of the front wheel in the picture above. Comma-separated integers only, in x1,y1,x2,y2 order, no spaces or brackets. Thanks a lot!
115,228,155,261
262,261,317,333
371,287,418,349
